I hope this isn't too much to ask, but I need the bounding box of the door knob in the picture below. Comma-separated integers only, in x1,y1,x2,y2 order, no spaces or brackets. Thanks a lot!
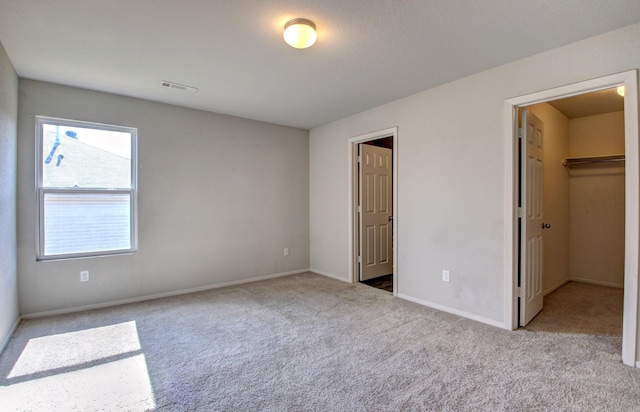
542,223,551,229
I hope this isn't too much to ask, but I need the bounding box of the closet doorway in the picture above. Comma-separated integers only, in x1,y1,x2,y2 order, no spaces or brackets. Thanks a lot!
523,88,625,335
348,128,398,295
505,70,639,367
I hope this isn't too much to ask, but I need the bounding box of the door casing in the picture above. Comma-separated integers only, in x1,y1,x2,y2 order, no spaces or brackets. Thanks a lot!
504,70,639,367
348,127,398,295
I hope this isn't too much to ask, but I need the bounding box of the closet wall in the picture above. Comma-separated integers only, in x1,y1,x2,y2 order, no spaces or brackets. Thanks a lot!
568,111,625,287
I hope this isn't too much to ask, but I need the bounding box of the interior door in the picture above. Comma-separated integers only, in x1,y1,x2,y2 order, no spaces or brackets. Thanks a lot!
520,109,545,326
359,143,393,281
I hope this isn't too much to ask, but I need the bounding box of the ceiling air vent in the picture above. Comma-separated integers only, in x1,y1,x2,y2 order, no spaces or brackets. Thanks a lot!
160,80,198,93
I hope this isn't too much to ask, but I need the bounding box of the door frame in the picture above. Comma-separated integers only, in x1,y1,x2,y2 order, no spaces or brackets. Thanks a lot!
504,70,639,367
348,127,398,295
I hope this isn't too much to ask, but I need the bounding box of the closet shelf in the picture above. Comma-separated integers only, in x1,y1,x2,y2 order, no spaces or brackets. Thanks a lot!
563,154,625,167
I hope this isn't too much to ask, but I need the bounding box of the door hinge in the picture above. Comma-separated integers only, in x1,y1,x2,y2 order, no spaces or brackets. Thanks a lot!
517,127,524,139
516,287,523,298
358,154,362,163
358,205,362,213
517,207,523,218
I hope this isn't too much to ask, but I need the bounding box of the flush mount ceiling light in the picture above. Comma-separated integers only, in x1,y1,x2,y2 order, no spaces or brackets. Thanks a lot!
617,86,625,97
283,18,317,49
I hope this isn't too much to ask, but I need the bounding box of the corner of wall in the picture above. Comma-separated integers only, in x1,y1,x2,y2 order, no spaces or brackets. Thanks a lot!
0,39,20,354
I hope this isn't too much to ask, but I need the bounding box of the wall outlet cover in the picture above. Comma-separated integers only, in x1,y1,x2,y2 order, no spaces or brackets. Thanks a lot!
442,270,450,282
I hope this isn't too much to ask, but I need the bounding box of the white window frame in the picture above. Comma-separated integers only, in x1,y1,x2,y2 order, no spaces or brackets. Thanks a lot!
36,116,138,260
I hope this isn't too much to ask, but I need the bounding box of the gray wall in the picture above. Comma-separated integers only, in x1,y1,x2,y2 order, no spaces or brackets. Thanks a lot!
310,23,640,326
18,80,309,315
0,40,19,351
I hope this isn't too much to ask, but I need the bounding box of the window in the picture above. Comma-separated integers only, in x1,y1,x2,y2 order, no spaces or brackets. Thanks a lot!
36,116,137,260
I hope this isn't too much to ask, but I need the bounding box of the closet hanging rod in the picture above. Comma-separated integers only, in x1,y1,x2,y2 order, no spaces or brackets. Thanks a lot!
563,154,625,167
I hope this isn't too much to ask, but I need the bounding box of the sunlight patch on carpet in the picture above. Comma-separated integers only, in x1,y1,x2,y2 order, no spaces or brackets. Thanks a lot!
8,321,141,378
1,354,155,411
2,321,155,411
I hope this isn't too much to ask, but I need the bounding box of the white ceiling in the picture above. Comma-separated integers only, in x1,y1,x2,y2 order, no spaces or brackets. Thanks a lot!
1,1,639,129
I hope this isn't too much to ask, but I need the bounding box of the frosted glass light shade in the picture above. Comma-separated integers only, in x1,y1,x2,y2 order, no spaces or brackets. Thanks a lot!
284,18,317,49
617,86,625,97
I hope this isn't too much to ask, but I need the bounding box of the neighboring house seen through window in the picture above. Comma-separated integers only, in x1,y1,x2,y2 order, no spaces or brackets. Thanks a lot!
36,116,137,260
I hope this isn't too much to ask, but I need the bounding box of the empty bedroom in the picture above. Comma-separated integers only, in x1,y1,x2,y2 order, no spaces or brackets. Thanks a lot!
1,1,640,410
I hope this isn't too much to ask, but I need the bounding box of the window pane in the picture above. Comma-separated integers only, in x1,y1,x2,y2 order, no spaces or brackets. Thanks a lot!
42,124,132,189
43,192,131,256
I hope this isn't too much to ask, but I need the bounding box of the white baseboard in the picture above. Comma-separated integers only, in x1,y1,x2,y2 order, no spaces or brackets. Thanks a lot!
397,293,505,329
636,360,640,369
310,268,351,283
544,279,570,296
22,268,310,319
0,316,21,356
570,277,624,289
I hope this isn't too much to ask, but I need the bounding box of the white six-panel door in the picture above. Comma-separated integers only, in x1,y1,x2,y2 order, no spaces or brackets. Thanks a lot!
520,109,545,326
359,144,393,281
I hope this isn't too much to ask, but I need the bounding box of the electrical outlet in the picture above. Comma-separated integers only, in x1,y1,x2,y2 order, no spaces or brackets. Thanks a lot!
284,248,289,257
442,270,450,282
80,271,89,282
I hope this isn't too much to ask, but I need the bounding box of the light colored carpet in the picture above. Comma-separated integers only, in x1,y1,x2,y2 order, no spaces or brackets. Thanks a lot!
1,273,639,411
525,281,623,335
